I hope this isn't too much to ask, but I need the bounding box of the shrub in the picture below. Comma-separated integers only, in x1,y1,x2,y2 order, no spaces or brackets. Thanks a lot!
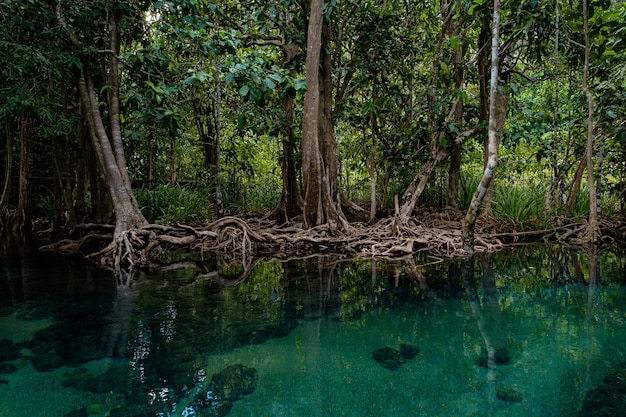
135,184,213,225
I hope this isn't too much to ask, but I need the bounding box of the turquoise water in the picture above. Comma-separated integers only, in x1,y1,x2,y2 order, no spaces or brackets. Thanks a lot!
1,243,626,417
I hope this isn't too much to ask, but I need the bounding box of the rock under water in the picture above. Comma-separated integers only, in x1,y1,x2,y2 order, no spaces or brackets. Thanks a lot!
193,364,259,417
579,366,626,417
372,343,420,371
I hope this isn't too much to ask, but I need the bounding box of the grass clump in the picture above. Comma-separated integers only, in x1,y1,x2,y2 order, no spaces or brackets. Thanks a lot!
493,183,546,232
135,184,212,226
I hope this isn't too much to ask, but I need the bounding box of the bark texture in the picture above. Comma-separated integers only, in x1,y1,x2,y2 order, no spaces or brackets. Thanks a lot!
582,0,600,243
56,3,147,244
301,0,348,230
462,0,501,255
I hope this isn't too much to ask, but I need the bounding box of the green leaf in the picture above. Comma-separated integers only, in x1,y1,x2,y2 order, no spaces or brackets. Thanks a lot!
268,73,283,83
450,36,461,51
224,72,235,85
448,123,461,135
239,85,250,97
237,114,246,129
294,79,307,91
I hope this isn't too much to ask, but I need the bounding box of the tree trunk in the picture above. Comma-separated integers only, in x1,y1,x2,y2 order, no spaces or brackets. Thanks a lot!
78,67,146,234
400,148,452,219
270,41,303,223
74,121,88,222
57,2,146,242
399,1,454,218
169,133,177,183
446,13,465,210
368,110,377,223
462,0,501,255
15,113,34,236
0,118,14,209
270,94,303,222
582,0,600,242
301,0,348,230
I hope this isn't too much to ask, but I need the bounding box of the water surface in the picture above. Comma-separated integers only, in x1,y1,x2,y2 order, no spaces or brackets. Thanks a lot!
1,243,625,417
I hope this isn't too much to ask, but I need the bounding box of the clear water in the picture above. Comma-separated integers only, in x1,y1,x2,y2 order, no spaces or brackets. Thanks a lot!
1,242,626,417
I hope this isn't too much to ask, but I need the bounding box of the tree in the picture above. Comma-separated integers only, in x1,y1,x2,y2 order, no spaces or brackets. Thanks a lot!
582,0,600,243
54,1,147,257
462,0,502,255
301,0,349,230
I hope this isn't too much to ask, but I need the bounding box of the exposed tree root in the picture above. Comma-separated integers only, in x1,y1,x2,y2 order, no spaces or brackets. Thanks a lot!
38,210,625,271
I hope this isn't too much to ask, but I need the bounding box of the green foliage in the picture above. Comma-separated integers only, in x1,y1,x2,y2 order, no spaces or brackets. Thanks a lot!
135,184,212,225
493,183,545,232
459,172,481,211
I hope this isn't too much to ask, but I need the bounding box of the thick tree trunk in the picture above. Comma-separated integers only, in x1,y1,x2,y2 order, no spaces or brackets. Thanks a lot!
79,67,146,234
301,0,348,230
107,14,135,200
462,0,501,255
57,2,146,241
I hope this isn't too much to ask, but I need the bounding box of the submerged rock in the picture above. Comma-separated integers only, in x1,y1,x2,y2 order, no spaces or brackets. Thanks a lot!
399,344,420,360
209,364,259,401
372,344,420,371
30,350,64,372
496,386,523,403
476,347,510,368
0,362,16,374
193,364,258,416
372,347,405,371
579,366,626,417
0,338,21,362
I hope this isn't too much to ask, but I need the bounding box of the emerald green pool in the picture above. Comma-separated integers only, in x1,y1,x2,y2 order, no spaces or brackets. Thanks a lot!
1,243,625,416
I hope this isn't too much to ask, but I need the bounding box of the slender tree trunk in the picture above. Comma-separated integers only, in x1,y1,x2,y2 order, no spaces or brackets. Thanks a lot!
622,145,626,215
270,94,303,222
147,133,154,189
400,151,450,219
15,113,34,235
169,133,177,183
368,110,377,223
565,151,586,214
399,4,448,218
582,0,600,242
546,0,561,212
462,0,501,255
446,14,465,209
74,120,88,222
270,41,303,223
0,118,14,209
52,135,68,235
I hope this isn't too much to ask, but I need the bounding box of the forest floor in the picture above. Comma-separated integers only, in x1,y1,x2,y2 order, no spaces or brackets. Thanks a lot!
36,207,625,272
